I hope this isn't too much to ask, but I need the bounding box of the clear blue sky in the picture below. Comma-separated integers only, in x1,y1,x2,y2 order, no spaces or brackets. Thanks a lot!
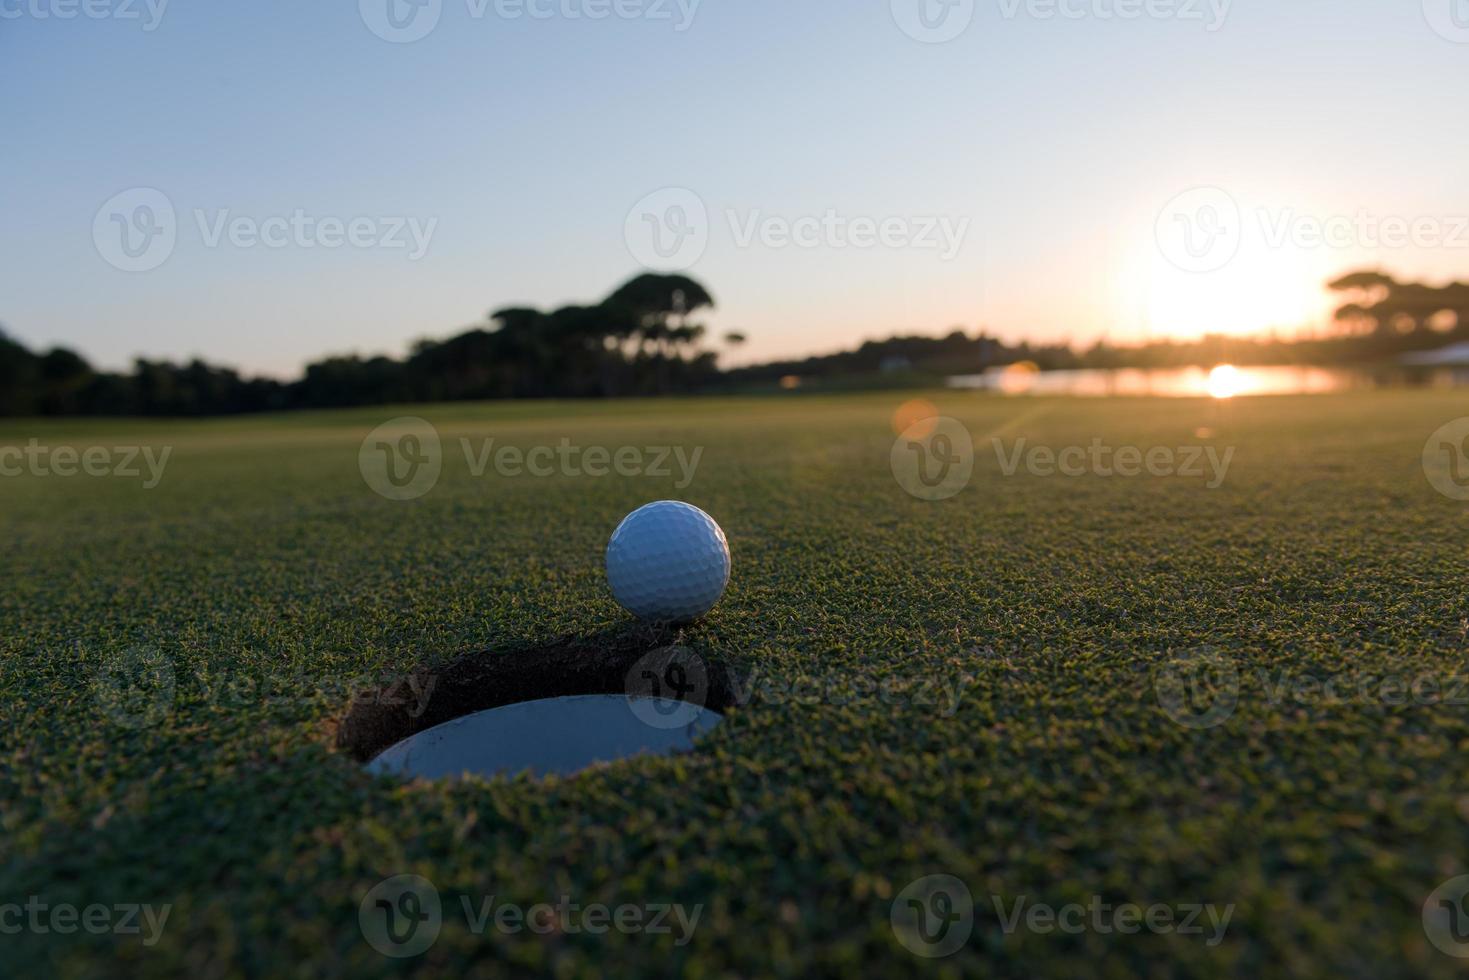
3,0,1467,377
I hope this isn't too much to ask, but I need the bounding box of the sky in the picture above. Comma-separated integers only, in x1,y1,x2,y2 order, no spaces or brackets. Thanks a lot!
3,0,1468,377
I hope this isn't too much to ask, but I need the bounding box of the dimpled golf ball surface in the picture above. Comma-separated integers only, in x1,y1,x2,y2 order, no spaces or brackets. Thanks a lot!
606,501,731,622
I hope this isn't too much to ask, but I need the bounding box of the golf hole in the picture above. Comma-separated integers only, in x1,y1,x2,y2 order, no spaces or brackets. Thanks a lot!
335,627,739,780
366,695,723,780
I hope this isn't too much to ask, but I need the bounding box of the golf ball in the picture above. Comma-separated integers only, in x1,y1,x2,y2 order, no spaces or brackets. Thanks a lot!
606,501,731,622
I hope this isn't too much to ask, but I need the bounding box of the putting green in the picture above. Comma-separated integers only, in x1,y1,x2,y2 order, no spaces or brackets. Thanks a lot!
3,390,1467,976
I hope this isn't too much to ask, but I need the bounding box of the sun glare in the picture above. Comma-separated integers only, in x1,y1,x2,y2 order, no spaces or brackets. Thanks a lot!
996,360,1040,395
1125,219,1335,341
1206,364,1243,399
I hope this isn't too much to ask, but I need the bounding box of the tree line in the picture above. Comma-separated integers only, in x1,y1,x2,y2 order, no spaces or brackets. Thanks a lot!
0,274,721,416
3,268,1467,416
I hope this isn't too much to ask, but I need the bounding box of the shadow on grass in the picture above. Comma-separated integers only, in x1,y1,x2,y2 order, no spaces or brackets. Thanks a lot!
334,623,743,763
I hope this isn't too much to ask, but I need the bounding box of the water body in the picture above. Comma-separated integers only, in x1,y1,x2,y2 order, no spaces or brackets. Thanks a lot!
949,365,1469,398
365,695,723,780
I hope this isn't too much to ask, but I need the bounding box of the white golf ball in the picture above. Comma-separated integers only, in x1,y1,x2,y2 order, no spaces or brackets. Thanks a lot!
606,501,731,622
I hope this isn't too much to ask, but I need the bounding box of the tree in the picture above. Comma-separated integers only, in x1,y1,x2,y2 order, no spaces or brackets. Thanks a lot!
599,273,718,392
0,327,41,415
1329,270,1469,336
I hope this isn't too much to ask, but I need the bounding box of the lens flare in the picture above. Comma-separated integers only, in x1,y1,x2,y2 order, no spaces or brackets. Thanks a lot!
892,398,940,438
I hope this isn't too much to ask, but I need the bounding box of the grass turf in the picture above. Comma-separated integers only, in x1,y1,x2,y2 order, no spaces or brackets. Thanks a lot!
3,389,1469,977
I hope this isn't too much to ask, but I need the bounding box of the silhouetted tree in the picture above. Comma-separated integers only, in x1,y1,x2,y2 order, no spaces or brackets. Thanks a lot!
1330,271,1469,336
